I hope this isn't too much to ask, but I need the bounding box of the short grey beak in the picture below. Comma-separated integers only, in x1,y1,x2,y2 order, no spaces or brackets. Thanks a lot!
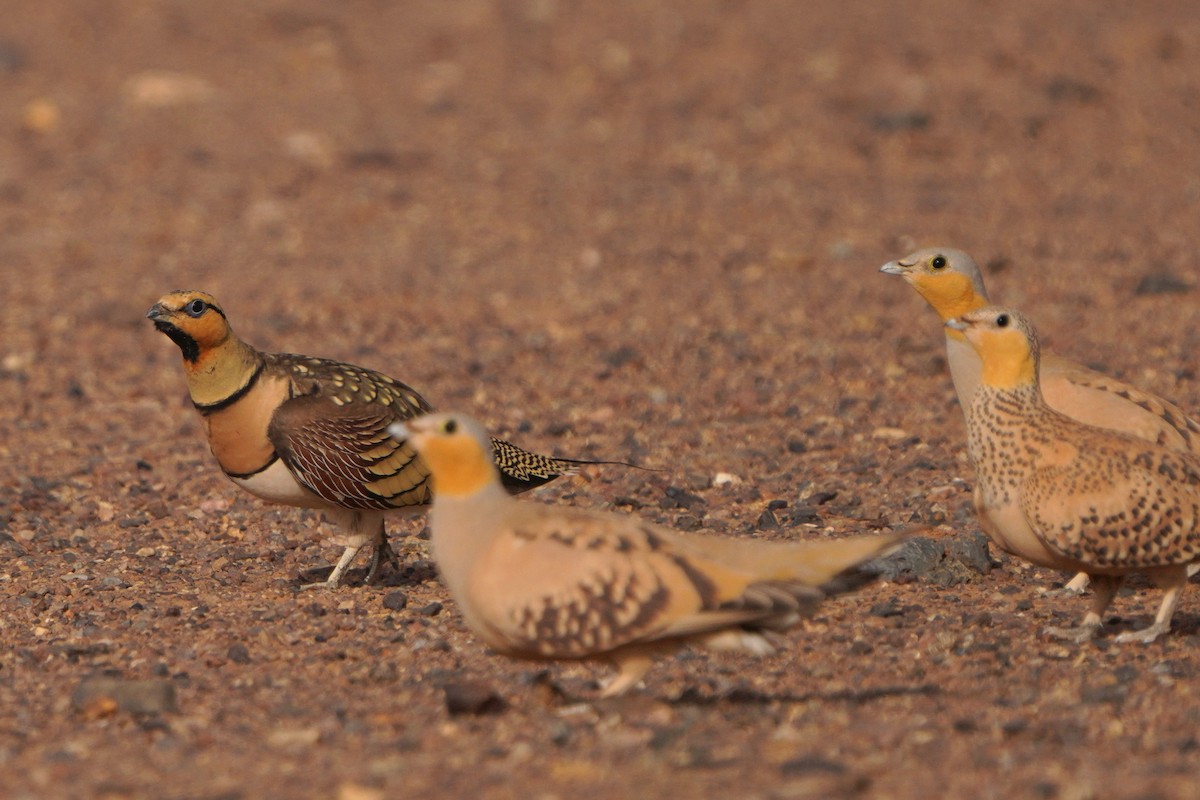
945,318,967,331
879,260,908,275
387,422,410,441
146,302,171,321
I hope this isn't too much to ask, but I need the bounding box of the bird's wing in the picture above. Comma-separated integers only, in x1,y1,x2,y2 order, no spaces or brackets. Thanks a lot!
1041,353,1200,452
469,507,892,657
268,394,432,510
1021,444,1200,568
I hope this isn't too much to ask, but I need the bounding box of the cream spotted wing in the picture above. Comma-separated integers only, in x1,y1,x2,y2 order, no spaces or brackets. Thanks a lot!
268,394,432,511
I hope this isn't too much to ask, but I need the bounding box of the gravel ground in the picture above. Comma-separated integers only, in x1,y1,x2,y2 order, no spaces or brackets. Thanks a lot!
2,1,1200,798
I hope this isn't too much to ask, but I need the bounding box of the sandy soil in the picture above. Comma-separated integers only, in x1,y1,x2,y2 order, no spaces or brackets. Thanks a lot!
2,1,1200,798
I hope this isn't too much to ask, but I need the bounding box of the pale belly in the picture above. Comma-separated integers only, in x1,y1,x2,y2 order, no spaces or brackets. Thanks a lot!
231,459,327,508
975,489,1075,570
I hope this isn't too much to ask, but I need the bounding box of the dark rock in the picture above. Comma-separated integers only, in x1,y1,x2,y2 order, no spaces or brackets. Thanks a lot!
945,531,992,574
871,536,944,582
1001,718,1028,736
788,506,822,526
227,644,251,664
382,591,408,611
662,486,706,510
869,111,931,132
779,755,847,776
872,533,991,586
1135,272,1192,295
1046,78,1102,103
756,509,780,530
603,345,639,369
868,598,905,618
442,681,506,716
72,675,177,715
417,601,443,617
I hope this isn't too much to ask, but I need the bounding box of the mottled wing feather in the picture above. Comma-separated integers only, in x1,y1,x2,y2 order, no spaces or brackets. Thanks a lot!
473,509,836,658
270,352,434,417
1022,445,1200,568
269,353,582,495
1050,360,1200,451
268,395,432,511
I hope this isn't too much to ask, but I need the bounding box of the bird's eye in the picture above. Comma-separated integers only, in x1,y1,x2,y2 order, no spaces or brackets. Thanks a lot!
931,255,947,270
185,299,208,317
996,314,1010,328
443,419,458,434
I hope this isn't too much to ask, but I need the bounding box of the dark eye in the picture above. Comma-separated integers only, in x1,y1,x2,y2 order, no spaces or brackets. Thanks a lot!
185,299,208,317
996,314,1010,328
443,419,458,434
931,255,947,270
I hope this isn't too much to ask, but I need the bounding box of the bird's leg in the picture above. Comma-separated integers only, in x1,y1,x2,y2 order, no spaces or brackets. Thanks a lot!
599,650,657,698
1115,566,1188,644
303,510,381,590
1045,573,1121,643
303,542,365,590
365,519,399,585
1051,571,1091,596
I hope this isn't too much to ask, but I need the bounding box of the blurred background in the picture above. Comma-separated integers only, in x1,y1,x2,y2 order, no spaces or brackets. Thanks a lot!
1,1,1198,796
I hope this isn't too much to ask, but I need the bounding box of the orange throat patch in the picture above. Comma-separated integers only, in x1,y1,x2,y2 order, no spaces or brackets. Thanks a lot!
911,272,986,321
975,330,1038,389
418,436,497,498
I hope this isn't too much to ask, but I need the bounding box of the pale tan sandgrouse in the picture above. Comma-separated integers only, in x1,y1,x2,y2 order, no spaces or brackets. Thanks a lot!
390,411,905,696
882,247,1200,593
949,306,1200,643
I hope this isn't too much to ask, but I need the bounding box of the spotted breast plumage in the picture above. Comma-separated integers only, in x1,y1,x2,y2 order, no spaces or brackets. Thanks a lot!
148,290,592,589
882,247,1200,594
950,306,1200,644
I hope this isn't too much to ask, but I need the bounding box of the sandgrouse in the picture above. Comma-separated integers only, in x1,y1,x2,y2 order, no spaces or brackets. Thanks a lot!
949,306,1200,643
882,247,1200,593
148,290,591,589
389,412,904,697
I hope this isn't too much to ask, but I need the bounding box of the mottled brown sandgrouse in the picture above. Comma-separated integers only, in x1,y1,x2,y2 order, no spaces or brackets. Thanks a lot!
950,306,1200,643
148,290,593,589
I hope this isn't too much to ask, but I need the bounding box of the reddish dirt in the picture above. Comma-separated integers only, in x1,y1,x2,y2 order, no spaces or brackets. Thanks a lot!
2,1,1200,798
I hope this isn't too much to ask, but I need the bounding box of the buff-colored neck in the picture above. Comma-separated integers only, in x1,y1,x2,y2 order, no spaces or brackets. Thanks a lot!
913,273,990,335
975,332,1038,390
183,335,263,407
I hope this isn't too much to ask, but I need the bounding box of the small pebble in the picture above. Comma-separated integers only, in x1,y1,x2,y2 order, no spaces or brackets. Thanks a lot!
442,681,506,716
382,591,408,611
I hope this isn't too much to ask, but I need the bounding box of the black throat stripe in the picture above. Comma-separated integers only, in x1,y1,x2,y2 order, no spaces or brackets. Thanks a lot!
194,362,265,416
224,451,280,480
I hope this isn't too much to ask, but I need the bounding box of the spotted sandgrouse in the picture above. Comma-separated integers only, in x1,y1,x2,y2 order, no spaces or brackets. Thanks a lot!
148,290,593,589
882,247,1200,593
949,306,1200,643
390,412,904,696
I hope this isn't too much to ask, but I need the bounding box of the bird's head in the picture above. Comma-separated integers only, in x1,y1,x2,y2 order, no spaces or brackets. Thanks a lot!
146,291,233,364
879,248,990,325
388,413,498,498
945,306,1040,389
